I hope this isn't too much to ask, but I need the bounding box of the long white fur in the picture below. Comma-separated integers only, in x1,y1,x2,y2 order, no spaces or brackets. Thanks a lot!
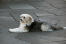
9,14,66,32
41,24,53,31
20,14,34,22
9,14,33,32
9,23,28,32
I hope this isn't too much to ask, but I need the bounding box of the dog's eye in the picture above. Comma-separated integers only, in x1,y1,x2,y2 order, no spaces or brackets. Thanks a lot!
23,17,25,19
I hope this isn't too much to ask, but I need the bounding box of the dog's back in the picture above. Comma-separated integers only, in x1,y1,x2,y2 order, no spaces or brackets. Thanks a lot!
27,21,43,32
27,21,64,32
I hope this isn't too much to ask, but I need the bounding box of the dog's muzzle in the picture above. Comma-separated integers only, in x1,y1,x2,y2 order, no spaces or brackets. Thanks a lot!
20,19,22,21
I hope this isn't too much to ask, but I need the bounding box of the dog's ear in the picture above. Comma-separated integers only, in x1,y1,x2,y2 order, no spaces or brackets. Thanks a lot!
29,17,34,22
29,17,32,22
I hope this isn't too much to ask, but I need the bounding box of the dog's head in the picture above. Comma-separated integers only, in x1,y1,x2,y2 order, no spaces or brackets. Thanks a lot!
20,14,34,26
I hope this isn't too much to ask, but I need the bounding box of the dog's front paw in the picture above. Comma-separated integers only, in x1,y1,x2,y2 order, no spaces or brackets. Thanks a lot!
9,28,28,32
9,28,14,32
9,28,20,32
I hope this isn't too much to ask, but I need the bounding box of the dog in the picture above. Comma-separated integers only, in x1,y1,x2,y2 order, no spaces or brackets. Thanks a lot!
9,14,66,32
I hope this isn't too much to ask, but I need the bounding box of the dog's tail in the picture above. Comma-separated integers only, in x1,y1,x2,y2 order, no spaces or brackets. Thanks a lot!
63,27,66,29
51,25,66,31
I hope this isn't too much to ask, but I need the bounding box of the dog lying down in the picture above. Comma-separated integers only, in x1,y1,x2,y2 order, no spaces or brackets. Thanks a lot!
9,14,66,32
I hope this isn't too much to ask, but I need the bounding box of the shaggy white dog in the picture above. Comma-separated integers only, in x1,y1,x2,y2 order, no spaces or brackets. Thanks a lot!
9,14,34,32
9,14,66,32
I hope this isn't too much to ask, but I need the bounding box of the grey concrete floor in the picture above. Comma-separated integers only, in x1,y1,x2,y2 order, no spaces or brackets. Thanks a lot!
0,0,66,44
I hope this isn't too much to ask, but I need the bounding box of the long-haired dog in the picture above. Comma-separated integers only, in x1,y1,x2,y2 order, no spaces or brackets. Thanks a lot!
9,14,66,32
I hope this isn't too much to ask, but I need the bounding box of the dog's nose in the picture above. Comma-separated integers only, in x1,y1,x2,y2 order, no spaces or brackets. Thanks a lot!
20,19,22,21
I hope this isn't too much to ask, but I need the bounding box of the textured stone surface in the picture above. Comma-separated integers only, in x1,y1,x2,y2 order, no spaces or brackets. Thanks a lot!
28,1,65,16
45,0,65,9
9,3,36,9
10,9,39,21
0,9,10,16
0,4,9,9
35,10,54,16
38,15,58,25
